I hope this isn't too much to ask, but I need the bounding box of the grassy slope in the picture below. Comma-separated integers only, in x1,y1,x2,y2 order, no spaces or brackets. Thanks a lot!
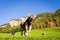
0,27,60,40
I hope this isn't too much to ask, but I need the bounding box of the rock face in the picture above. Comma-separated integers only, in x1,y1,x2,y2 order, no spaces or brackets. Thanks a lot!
9,17,27,27
9,19,21,27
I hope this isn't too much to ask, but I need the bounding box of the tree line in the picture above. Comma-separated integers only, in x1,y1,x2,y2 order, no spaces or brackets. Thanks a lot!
32,8,60,29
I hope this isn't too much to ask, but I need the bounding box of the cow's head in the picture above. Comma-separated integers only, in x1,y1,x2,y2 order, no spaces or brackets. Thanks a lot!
28,14,36,19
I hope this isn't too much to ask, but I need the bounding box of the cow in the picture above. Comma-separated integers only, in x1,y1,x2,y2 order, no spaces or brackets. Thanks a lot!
20,14,36,36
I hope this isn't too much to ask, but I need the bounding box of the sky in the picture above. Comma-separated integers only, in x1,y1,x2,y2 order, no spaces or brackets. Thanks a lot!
0,0,60,25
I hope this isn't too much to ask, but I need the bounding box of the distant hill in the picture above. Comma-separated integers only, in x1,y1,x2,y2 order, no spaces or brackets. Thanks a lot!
0,8,60,33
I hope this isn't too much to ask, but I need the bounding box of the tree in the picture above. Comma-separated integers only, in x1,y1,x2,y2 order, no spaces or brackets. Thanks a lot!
55,8,60,16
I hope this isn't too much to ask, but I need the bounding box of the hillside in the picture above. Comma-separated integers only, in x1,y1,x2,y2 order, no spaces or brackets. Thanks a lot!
0,8,60,33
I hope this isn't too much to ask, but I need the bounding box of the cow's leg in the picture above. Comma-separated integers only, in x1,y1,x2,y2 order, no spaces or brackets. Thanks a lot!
28,25,32,32
20,23,25,36
25,25,29,36
20,27,24,36
21,30,25,36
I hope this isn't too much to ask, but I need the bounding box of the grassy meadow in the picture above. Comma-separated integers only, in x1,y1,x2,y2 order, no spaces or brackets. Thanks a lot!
0,27,60,40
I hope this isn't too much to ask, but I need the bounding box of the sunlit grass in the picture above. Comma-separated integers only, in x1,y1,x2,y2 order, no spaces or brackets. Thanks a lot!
0,27,60,40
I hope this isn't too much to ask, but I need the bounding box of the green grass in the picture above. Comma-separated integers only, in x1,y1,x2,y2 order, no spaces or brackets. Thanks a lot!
0,27,60,40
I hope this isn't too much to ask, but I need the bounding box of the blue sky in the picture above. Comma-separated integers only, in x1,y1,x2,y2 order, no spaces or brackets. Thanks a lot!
0,0,60,25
